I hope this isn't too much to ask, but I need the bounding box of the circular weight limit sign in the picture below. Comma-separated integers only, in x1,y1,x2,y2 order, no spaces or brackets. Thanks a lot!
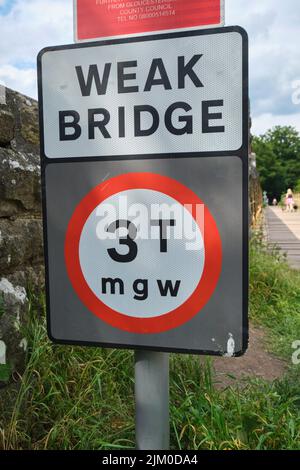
65,173,222,334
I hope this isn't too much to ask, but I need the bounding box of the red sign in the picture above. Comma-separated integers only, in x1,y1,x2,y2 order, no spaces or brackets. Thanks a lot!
75,0,224,42
65,172,222,334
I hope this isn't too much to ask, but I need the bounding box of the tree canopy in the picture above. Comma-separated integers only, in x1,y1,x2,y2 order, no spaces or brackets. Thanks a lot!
252,126,300,200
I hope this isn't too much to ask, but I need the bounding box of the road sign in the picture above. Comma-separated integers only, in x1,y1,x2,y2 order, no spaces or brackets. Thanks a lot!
65,172,222,333
74,0,225,42
38,27,249,355
38,27,245,160
43,156,247,354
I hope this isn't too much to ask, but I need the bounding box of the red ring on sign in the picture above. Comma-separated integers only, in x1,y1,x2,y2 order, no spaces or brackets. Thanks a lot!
65,172,222,334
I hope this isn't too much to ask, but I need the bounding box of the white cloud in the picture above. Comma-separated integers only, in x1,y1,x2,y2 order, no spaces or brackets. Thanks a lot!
0,64,36,98
226,0,300,134
0,0,72,98
252,112,300,136
0,0,73,67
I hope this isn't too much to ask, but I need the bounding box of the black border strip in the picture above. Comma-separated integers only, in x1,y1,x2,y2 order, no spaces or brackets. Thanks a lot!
37,26,249,356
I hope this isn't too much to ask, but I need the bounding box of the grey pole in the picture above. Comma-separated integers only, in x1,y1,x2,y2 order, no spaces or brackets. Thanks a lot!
135,350,170,450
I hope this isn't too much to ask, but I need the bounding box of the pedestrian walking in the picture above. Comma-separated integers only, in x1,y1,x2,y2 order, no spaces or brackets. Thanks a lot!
285,188,294,212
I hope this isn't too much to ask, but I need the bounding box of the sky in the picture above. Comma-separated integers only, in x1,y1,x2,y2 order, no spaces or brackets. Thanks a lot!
0,0,299,136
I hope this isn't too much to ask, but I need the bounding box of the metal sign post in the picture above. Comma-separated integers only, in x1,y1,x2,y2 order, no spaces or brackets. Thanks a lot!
38,27,249,449
135,351,169,450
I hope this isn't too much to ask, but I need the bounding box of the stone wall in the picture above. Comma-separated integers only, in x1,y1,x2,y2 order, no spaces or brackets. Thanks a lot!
0,87,43,382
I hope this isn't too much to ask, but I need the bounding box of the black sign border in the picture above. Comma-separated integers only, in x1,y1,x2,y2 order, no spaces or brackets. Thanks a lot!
38,26,249,356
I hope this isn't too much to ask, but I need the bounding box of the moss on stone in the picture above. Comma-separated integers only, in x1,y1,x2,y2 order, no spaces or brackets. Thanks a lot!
20,108,39,146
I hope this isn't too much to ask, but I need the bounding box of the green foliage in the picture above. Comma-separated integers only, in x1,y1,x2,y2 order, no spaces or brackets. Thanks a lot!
249,236,300,358
0,245,300,450
0,298,11,384
0,364,12,384
294,178,300,194
171,359,300,450
252,126,300,199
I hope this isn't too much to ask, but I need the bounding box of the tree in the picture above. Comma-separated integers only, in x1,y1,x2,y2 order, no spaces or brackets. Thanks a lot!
295,178,300,193
252,126,300,199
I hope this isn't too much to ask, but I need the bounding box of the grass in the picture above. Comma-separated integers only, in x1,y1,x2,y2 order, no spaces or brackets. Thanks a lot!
0,240,300,450
0,364,12,383
249,235,300,358
0,294,12,385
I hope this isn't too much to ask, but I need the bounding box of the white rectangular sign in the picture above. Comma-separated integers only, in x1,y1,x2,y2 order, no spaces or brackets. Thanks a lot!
38,27,247,159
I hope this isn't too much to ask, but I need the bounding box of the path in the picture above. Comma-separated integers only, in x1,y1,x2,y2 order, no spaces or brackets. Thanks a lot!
206,206,300,387
204,325,287,389
265,206,300,269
